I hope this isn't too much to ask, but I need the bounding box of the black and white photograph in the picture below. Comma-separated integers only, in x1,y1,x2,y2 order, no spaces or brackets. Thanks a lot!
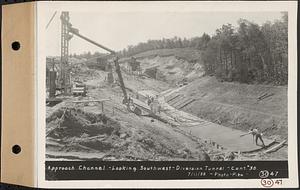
46,10,288,161
38,1,297,186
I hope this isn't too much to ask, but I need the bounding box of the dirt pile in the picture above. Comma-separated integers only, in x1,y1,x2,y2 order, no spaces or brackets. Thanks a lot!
46,107,210,161
47,108,120,139
138,55,204,85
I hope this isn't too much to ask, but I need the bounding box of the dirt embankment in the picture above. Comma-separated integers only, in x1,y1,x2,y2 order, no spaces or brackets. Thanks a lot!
119,48,204,86
139,55,204,85
166,76,288,141
126,48,202,62
46,95,210,161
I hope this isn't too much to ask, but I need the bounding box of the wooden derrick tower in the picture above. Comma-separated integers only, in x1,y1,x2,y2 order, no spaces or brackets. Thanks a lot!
60,11,73,94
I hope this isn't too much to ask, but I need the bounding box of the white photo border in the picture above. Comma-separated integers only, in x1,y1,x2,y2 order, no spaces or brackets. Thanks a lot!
36,1,298,188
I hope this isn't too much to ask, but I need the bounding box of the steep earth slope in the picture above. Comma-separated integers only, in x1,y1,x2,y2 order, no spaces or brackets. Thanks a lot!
165,76,288,141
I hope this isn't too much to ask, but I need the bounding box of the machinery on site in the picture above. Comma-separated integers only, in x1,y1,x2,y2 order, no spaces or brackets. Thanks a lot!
177,78,188,87
72,80,87,97
46,11,143,115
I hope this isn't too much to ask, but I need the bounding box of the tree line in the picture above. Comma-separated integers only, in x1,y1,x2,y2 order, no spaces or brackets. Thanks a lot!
202,13,288,85
70,51,106,59
121,35,211,57
120,13,288,85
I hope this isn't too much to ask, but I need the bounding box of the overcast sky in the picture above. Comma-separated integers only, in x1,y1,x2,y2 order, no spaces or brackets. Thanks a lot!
45,11,283,56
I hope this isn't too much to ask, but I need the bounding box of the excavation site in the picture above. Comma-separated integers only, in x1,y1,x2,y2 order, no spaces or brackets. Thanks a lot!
45,11,288,162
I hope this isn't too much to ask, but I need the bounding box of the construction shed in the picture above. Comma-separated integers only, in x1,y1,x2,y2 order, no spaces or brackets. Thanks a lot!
96,57,108,70
86,56,109,71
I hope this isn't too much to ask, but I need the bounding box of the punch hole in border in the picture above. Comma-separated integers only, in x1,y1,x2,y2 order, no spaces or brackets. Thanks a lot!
12,145,21,154
11,41,21,51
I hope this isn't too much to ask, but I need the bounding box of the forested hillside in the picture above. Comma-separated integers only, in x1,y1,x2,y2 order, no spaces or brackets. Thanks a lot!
201,14,288,85
121,13,288,85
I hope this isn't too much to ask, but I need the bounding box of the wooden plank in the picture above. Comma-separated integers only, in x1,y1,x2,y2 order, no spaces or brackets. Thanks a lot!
164,94,175,102
241,140,276,153
72,90,85,93
168,95,183,105
178,99,196,109
258,93,274,101
172,98,190,108
174,98,193,109
264,140,287,153
72,99,110,103
257,92,268,100
166,94,180,103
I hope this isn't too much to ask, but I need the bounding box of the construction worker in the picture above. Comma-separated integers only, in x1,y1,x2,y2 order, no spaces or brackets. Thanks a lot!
128,96,133,105
149,101,154,113
152,95,160,114
127,96,135,111
240,128,265,147
147,96,152,106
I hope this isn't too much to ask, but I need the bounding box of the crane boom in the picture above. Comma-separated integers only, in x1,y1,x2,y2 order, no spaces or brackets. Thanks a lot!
69,28,116,54
60,13,130,106
113,58,128,102
46,11,57,29
67,26,129,104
